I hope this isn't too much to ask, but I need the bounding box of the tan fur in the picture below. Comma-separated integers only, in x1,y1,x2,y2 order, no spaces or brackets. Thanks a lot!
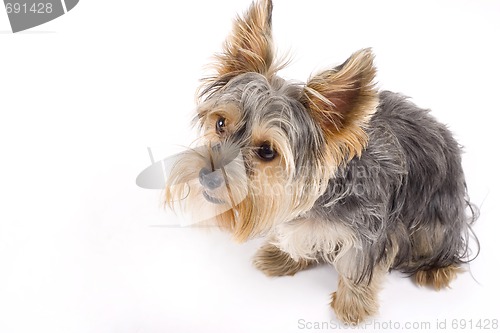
213,0,275,79
212,116,329,241
300,49,379,166
414,265,462,290
409,223,446,259
183,3,378,243
226,166,318,242
164,143,249,226
330,235,399,324
407,223,464,288
253,242,313,276
211,150,314,242
163,0,475,326
198,102,242,141
251,127,293,171
167,99,329,242
331,268,384,325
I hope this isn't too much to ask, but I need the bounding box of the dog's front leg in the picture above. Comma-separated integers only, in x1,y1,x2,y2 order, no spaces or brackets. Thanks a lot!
331,261,387,324
253,241,315,277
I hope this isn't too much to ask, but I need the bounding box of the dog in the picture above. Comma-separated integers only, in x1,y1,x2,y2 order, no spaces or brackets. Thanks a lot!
165,0,477,324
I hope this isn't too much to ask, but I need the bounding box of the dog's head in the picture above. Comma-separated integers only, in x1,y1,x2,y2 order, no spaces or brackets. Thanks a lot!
165,0,378,241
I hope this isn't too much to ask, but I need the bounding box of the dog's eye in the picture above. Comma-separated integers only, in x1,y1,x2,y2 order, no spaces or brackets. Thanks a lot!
216,117,226,134
257,143,276,161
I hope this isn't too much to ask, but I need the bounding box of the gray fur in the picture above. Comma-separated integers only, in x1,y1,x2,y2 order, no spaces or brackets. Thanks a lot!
313,91,478,282
200,73,477,282
202,73,327,188
165,1,478,322
165,0,477,324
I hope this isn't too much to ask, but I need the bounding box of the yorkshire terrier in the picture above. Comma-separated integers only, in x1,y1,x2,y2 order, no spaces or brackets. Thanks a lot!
165,0,477,324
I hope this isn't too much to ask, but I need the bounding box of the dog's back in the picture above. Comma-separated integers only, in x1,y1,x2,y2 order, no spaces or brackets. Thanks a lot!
315,91,476,285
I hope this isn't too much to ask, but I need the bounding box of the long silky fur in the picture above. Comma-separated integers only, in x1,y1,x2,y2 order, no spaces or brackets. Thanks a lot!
312,91,479,283
164,0,479,323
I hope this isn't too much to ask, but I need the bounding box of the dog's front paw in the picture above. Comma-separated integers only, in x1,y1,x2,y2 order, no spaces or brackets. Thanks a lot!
253,243,311,277
331,290,377,325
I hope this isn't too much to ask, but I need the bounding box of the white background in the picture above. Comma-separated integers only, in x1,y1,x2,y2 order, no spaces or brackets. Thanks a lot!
1,1,499,332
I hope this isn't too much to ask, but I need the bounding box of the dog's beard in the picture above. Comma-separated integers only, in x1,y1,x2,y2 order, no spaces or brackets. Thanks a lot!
164,145,248,227
165,141,331,240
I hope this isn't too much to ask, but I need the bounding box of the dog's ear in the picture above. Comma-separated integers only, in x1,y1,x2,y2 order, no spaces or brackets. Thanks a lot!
214,0,274,78
300,48,378,163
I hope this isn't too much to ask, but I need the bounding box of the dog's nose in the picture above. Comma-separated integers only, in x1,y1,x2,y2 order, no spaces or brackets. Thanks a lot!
211,143,222,152
199,167,224,190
